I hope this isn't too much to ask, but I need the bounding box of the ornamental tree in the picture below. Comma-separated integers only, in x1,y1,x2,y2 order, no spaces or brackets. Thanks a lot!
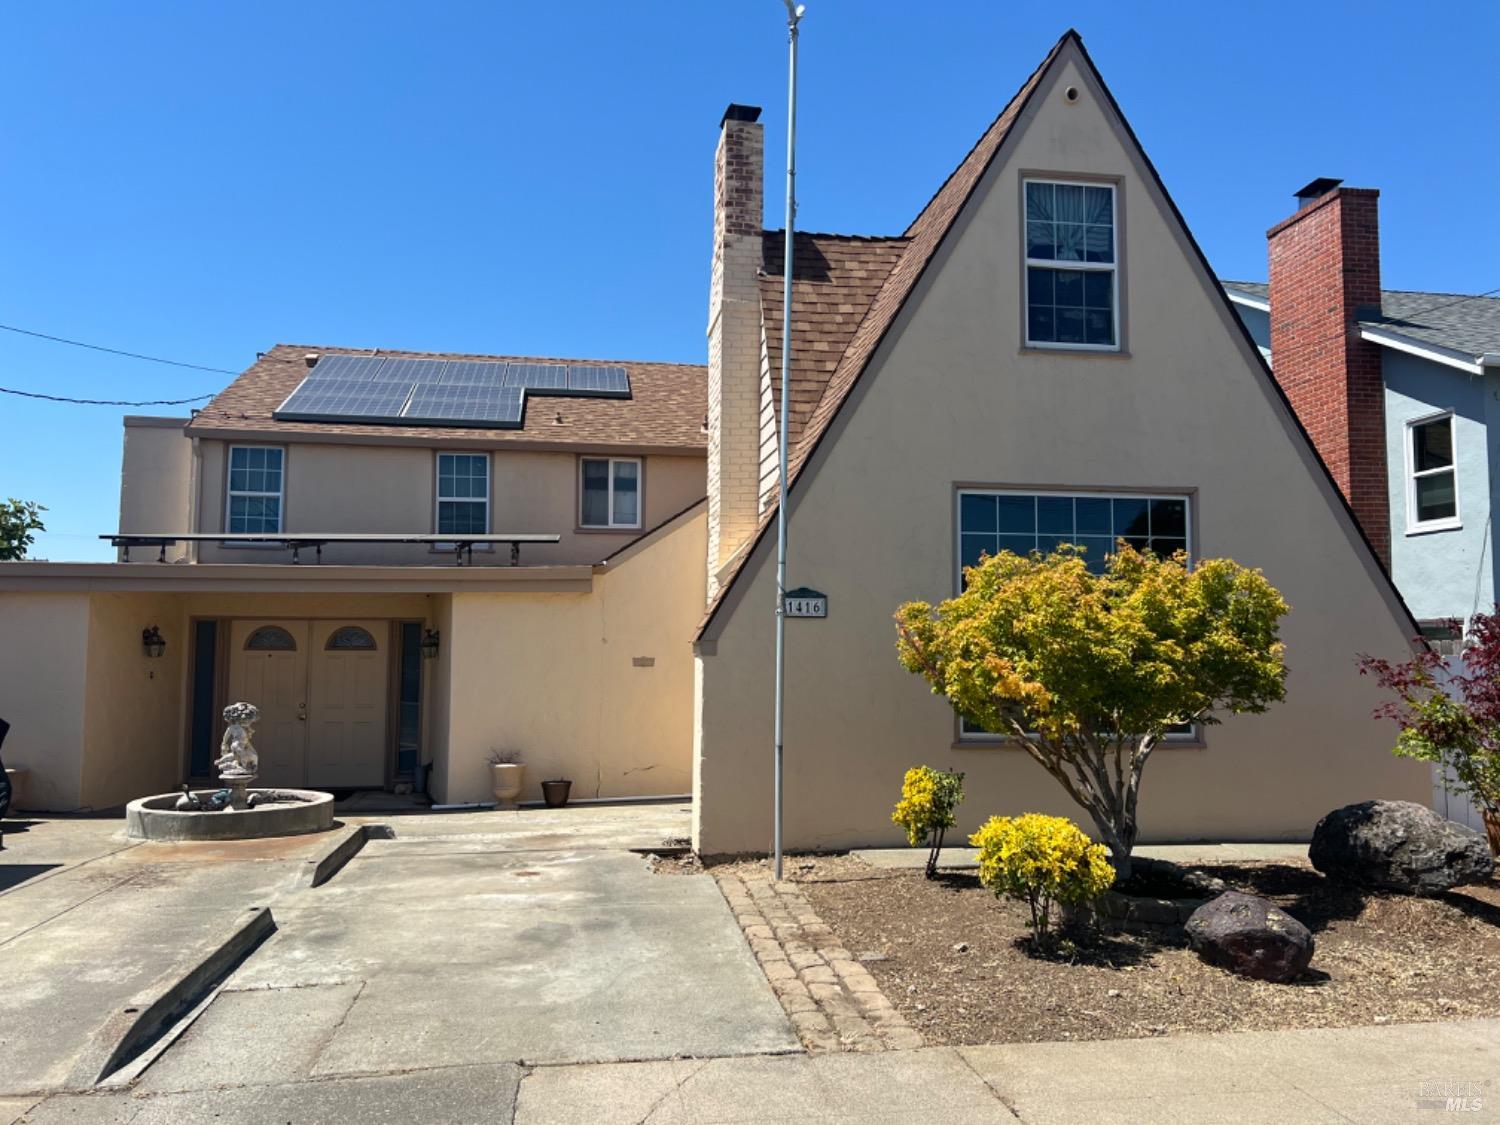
891,765,965,878
0,499,46,561
1360,613,1500,822
895,544,1289,880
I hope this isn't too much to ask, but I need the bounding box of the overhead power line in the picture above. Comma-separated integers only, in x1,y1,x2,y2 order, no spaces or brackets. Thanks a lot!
0,385,214,407
0,322,238,375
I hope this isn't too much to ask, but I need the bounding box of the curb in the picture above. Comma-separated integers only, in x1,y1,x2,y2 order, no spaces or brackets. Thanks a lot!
301,823,394,888
70,906,277,1088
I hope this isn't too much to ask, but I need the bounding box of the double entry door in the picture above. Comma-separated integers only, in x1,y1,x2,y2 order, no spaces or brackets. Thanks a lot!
226,620,389,789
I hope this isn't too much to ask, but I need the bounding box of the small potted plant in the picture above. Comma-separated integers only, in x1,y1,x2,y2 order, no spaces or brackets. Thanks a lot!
541,777,572,808
488,748,525,809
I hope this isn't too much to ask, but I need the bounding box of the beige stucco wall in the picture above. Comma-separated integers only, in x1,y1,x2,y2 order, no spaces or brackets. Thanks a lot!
0,593,90,810
693,51,1430,855
118,417,193,560
193,440,704,567
436,509,706,804
79,592,189,809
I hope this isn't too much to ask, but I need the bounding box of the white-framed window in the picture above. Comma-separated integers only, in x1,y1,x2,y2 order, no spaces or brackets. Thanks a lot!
956,488,1193,741
226,446,284,533
1406,413,1459,532
435,453,490,536
1023,178,1119,350
580,457,641,529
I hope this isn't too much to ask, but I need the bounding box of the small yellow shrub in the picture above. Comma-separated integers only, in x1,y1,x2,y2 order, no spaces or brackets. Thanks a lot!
892,766,964,878
969,813,1115,941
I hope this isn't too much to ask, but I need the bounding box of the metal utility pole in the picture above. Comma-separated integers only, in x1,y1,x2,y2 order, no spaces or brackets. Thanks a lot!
773,0,804,882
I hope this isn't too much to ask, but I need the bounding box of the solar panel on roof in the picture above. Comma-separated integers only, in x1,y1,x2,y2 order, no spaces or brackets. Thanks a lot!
566,364,630,397
310,354,387,380
400,381,524,427
439,360,508,386
275,377,417,421
505,363,570,391
374,358,449,383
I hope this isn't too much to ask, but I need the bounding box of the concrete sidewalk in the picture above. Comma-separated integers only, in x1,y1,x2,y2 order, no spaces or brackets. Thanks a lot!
16,1019,1496,1123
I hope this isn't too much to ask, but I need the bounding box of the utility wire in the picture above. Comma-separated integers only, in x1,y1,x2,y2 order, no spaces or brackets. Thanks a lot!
0,322,238,375
0,385,214,406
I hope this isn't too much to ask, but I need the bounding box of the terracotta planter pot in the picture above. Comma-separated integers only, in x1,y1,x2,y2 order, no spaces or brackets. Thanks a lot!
490,763,525,808
1483,810,1500,860
541,779,572,808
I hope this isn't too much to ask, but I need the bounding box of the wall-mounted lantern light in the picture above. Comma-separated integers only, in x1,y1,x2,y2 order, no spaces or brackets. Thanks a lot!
142,626,167,659
421,629,440,660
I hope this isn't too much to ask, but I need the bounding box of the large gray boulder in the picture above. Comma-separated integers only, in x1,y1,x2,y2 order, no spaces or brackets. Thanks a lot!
1309,800,1493,896
1185,891,1314,983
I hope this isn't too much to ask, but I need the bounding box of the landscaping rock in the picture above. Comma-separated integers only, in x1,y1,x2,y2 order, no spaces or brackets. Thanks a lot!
1185,891,1314,983
1309,800,1493,896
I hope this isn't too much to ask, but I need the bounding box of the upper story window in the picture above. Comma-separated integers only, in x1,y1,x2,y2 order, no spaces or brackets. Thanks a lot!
580,457,641,529
436,453,490,535
1024,179,1118,350
1406,414,1459,532
226,446,284,533
959,489,1188,583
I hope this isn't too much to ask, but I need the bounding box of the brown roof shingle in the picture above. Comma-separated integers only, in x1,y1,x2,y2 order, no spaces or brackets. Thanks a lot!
760,233,908,448
187,344,707,452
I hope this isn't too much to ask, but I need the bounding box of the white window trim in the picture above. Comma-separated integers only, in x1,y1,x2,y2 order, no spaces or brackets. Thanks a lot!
1022,177,1121,353
224,444,286,537
434,451,492,544
1404,411,1461,535
579,456,643,530
954,486,1196,744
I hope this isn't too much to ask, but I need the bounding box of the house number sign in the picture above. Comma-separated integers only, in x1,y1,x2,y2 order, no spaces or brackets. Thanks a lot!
783,587,828,618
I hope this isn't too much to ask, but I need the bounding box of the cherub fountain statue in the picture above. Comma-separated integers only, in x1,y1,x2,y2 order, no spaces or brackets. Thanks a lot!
214,701,261,809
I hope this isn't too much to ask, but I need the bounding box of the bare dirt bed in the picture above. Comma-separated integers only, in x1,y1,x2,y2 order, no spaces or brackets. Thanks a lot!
793,855,1500,1045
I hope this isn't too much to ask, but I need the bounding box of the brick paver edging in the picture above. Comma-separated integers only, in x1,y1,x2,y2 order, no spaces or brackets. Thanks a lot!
713,868,924,1053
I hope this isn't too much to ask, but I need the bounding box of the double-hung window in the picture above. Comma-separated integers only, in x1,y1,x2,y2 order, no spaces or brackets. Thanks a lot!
580,457,641,529
1024,179,1118,349
226,446,284,533
436,453,490,535
956,489,1193,740
1406,414,1459,531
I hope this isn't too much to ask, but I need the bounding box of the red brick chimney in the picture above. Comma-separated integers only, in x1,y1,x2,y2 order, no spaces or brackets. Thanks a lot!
1267,179,1389,567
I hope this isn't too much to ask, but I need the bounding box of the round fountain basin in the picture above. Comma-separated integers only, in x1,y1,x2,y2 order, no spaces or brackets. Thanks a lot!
126,789,335,841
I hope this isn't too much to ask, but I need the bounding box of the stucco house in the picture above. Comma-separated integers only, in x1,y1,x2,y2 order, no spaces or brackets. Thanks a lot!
0,31,1430,852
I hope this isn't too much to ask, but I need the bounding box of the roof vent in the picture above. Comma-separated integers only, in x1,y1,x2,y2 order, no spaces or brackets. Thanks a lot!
303,353,320,368
1294,178,1342,207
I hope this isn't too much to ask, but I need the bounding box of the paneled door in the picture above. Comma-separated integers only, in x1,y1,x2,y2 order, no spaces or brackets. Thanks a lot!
307,621,389,788
227,621,309,788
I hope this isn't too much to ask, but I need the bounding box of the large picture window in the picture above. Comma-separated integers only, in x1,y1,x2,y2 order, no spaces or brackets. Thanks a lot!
436,453,490,535
1024,179,1118,350
1406,414,1459,531
580,457,641,529
956,488,1193,741
226,446,284,534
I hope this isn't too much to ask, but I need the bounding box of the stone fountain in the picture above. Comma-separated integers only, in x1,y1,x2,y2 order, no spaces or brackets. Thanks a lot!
126,701,335,840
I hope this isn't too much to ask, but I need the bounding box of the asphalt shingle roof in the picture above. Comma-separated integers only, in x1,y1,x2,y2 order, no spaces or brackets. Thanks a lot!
1221,280,1500,361
187,344,707,451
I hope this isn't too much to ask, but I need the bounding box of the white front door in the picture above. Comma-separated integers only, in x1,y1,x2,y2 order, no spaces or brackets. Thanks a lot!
227,620,309,788
307,621,389,788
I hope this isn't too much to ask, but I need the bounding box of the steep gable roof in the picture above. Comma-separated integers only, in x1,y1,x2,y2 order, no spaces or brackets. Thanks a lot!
698,29,1417,644
187,344,707,451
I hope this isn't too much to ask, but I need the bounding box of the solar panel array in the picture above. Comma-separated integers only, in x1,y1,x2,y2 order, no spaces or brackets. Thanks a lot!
274,355,631,428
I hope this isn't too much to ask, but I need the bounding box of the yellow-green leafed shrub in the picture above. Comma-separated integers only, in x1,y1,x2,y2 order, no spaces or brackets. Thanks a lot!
970,813,1115,942
892,766,965,878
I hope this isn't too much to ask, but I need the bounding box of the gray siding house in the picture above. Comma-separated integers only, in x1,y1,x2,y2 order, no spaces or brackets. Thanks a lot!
1222,181,1500,645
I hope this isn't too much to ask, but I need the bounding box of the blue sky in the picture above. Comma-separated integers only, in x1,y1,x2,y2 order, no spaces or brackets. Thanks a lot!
3,1,1497,561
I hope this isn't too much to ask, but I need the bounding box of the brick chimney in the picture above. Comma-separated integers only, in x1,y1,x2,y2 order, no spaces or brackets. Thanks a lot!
706,103,765,598
1267,179,1390,567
